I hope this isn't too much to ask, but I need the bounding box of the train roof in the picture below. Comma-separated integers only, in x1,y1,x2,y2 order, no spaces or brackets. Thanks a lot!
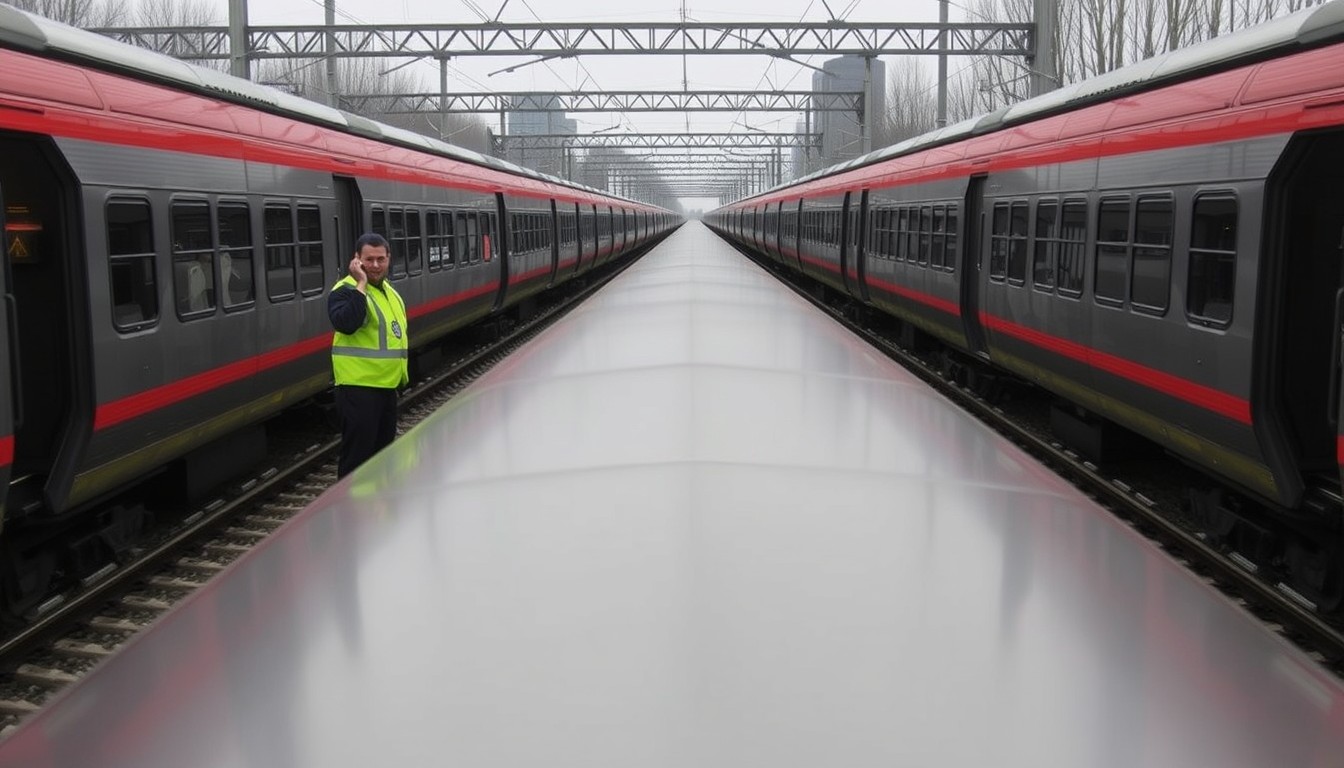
0,2,659,211
1,224,1341,765
729,0,1344,206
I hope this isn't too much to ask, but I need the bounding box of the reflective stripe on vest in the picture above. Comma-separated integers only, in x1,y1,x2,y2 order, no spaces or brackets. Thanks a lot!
331,276,409,388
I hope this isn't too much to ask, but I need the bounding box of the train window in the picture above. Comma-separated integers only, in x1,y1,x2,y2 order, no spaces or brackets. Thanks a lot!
944,205,959,272
1131,196,1173,314
482,212,496,262
917,206,932,266
171,200,216,319
454,211,470,265
1057,201,1088,296
1006,202,1029,284
930,206,948,269
560,213,575,246
263,204,296,301
510,213,523,253
107,198,159,331
371,207,386,242
405,210,423,275
895,208,910,261
387,208,407,279
426,212,439,271
427,210,452,271
876,208,894,260
1187,195,1237,328
870,207,892,260
218,203,254,308
1033,201,1058,291
466,212,482,264
296,204,324,296
989,203,1009,280
1094,198,1130,304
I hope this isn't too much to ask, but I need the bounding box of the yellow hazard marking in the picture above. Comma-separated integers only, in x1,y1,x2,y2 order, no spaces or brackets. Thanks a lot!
7,234,29,260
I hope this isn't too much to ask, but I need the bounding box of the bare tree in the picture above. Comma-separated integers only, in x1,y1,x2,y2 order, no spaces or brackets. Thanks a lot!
879,57,939,146
134,0,215,26
10,0,129,26
253,56,492,155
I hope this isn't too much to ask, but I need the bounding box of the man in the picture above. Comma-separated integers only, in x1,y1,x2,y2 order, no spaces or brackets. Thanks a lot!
328,233,409,478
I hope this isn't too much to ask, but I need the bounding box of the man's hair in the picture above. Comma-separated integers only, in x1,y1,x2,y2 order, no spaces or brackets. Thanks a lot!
355,232,390,253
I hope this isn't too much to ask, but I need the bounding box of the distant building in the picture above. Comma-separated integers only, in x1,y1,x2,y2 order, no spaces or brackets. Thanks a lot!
808,56,886,166
505,95,576,177
792,117,807,179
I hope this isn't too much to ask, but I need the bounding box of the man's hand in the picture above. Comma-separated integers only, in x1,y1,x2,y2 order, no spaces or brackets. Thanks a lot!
349,256,368,290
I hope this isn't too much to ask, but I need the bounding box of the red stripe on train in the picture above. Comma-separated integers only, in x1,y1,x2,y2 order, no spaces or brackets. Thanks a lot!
814,270,1248,424
978,311,1251,425
867,277,961,318
96,282,503,430
94,333,331,430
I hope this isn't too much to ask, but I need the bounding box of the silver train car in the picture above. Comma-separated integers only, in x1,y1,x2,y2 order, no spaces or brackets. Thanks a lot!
708,1,1344,608
0,6,678,615
0,224,1341,766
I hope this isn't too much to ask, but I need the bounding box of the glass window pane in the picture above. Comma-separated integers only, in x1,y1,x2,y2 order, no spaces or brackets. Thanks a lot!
218,203,254,308
172,201,215,316
989,203,1008,279
1008,201,1029,283
297,205,324,295
1058,201,1088,295
406,209,423,274
1188,195,1237,326
1131,198,1172,312
264,205,296,300
1192,196,1237,251
1033,202,1057,289
107,199,158,329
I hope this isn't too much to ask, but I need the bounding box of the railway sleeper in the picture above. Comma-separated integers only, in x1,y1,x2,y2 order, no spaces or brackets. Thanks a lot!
0,504,150,626
1188,485,1344,614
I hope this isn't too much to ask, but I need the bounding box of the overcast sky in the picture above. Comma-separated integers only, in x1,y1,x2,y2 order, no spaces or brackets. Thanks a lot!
206,0,945,207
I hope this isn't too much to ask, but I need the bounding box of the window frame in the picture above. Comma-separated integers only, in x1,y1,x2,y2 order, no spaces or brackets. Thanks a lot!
263,201,298,302
1130,194,1174,316
217,199,256,311
1093,195,1131,306
170,197,217,321
1186,192,1238,329
106,195,160,332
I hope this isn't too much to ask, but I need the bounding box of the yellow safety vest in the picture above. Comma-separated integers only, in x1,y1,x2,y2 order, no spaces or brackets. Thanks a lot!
330,275,409,389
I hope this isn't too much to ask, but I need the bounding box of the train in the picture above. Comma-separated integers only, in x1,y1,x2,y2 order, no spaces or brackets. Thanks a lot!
0,3,678,616
707,1,1344,608
2,225,1341,766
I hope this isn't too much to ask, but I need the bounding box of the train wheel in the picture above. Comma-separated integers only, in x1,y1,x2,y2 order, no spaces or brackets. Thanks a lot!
0,543,56,627
1284,535,1344,615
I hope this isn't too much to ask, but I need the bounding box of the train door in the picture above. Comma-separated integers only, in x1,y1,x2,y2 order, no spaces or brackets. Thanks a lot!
961,175,990,358
0,135,84,514
840,192,855,296
1267,130,1344,500
0,176,13,518
491,193,509,311
792,199,805,273
332,176,362,275
548,199,560,286
853,189,871,302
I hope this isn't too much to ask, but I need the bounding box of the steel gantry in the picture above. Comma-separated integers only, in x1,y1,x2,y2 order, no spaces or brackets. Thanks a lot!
91,20,1034,62
496,132,818,152
97,1,1060,206
338,90,863,115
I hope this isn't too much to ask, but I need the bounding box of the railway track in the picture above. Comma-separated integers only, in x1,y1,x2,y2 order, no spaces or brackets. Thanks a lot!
739,246,1344,677
0,250,650,735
